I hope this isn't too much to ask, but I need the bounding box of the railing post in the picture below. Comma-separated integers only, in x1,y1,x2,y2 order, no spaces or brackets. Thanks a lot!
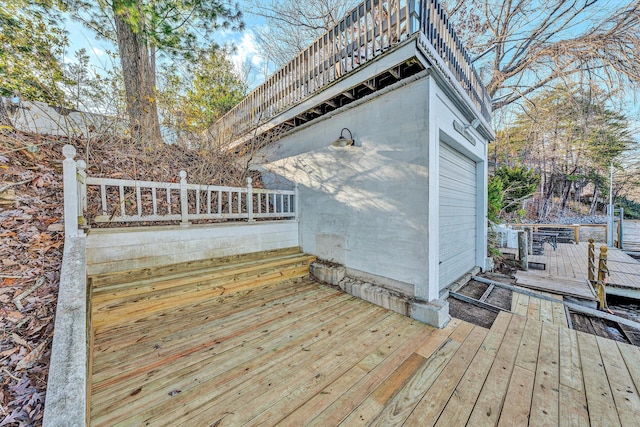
76,159,87,227
179,170,189,226
294,183,299,222
596,246,609,310
587,238,595,284
517,230,528,271
618,207,624,250
62,145,79,238
246,177,254,223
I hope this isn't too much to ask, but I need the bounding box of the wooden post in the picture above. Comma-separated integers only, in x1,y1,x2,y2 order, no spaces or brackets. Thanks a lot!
246,177,254,223
518,230,528,271
62,145,79,238
524,226,532,255
179,170,189,226
596,245,608,310
618,207,624,250
587,238,595,284
76,159,86,227
573,225,579,244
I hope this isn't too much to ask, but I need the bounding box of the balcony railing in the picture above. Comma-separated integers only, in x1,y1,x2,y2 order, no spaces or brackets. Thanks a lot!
214,0,491,140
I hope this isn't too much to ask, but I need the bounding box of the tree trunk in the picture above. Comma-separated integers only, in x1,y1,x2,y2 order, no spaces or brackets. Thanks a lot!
0,99,12,128
112,3,163,145
589,186,599,215
560,178,573,215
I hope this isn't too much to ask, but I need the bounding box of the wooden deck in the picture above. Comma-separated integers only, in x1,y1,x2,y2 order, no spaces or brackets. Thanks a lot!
504,242,640,295
89,250,640,426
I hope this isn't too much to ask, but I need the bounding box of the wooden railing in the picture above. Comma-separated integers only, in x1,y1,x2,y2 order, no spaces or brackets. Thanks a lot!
214,0,491,140
62,145,297,230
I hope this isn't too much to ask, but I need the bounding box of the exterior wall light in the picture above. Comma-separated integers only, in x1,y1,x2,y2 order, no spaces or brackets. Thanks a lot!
332,128,355,147
465,118,481,130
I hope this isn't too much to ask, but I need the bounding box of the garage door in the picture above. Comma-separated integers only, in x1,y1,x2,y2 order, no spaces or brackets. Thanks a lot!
439,142,477,289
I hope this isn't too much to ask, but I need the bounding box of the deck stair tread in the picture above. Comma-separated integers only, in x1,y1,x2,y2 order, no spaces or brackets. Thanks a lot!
89,247,316,330
90,246,306,289
91,252,315,299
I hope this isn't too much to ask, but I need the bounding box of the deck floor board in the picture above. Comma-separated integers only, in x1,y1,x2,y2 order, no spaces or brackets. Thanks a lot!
90,259,640,426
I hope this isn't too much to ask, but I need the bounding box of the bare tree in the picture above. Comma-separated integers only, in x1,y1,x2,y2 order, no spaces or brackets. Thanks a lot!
246,0,359,68
442,0,640,110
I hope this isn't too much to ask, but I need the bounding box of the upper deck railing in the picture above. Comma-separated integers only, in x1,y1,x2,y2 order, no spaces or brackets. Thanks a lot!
214,0,491,140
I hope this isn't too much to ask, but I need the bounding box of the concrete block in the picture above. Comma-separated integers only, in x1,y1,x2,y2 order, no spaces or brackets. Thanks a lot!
410,298,450,328
337,278,410,316
309,262,345,286
43,236,88,427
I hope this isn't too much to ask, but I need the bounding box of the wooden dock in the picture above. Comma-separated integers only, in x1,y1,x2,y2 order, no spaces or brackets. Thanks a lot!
503,242,640,299
88,249,640,426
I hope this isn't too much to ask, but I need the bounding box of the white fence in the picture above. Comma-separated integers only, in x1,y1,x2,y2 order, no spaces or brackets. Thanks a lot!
62,145,298,233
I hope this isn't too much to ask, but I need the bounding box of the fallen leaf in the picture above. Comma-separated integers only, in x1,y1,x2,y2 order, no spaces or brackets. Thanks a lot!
11,333,28,348
46,223,64,232
15,337,49,371
1,309,24,322
0,347,18,358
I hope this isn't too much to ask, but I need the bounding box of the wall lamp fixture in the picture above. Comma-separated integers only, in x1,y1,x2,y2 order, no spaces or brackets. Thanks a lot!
332,128,355,147
464,118,481,130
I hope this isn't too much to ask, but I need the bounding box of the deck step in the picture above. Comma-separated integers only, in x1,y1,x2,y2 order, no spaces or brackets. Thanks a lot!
89,248,316,331
90,246,304,288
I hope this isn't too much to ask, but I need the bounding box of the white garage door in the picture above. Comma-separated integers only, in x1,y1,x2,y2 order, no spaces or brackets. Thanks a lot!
439,142,477,289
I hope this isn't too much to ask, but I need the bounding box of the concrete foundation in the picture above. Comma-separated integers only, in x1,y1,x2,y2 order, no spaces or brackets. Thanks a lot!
339,278,411,316
410,298,451,328
310,262,346,286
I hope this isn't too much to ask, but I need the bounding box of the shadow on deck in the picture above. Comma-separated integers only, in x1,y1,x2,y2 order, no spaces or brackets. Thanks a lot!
89,248,640,426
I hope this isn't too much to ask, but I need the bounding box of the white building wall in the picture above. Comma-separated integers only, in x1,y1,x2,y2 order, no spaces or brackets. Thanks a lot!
260,74,489,303
86,221,299,275
4,99,121,137
261,78,430,298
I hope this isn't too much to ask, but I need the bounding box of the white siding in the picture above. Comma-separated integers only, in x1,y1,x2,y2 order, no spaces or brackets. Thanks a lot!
439,142,477,289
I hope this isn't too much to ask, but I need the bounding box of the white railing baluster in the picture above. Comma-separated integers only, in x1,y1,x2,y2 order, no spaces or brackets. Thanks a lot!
179,171,189,225
195,187,200,215
119,185,125,218
228,190,232,214
247,177,254,222
166,186,171,215
136,184,142,217
152,187,157,216
207,189,211,214
218,190,222,214
100,184,107,216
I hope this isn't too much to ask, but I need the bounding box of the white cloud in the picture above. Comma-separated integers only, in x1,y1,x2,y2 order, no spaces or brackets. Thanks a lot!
92,47,106,57
231,31,264,77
